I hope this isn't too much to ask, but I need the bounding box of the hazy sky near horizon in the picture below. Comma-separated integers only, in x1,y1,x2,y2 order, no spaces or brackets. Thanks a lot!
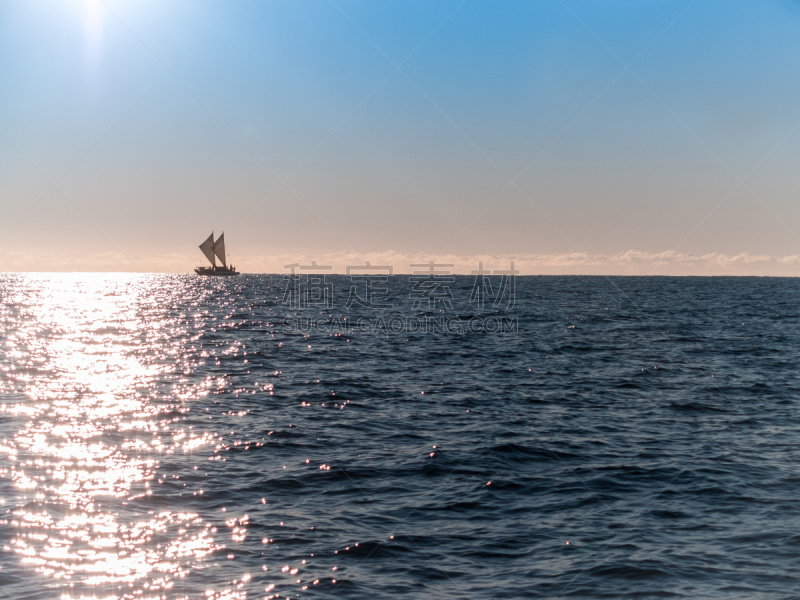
2,0,800,274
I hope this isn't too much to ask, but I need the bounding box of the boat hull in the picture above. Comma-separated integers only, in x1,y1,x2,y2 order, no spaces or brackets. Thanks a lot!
194,267,240,276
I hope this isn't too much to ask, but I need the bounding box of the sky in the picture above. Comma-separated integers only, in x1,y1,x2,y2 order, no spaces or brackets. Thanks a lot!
2,0,800,274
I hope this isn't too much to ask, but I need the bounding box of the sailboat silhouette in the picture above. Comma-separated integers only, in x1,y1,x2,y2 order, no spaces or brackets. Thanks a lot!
195,232,239,276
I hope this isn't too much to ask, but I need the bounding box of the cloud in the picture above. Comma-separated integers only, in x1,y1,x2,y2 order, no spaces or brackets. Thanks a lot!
231,249,800,275
2,248,798,276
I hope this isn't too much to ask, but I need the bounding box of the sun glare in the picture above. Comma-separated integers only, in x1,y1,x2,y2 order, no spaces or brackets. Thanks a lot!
4,275,220,599
82,0,104,76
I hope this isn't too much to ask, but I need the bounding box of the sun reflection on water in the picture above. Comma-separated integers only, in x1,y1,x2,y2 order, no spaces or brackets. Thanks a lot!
1,274,223,599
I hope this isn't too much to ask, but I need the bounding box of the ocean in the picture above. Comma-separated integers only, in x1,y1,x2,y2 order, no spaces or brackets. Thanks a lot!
1,273,799,599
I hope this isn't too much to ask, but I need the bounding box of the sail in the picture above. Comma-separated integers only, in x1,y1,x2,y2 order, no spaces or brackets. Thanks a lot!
213,233,227,268
199,233,216,267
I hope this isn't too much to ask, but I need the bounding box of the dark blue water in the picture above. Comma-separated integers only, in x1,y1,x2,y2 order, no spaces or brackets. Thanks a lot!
1,274,799,599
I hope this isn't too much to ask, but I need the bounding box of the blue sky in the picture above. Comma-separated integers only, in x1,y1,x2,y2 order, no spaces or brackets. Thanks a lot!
2,0,800,273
